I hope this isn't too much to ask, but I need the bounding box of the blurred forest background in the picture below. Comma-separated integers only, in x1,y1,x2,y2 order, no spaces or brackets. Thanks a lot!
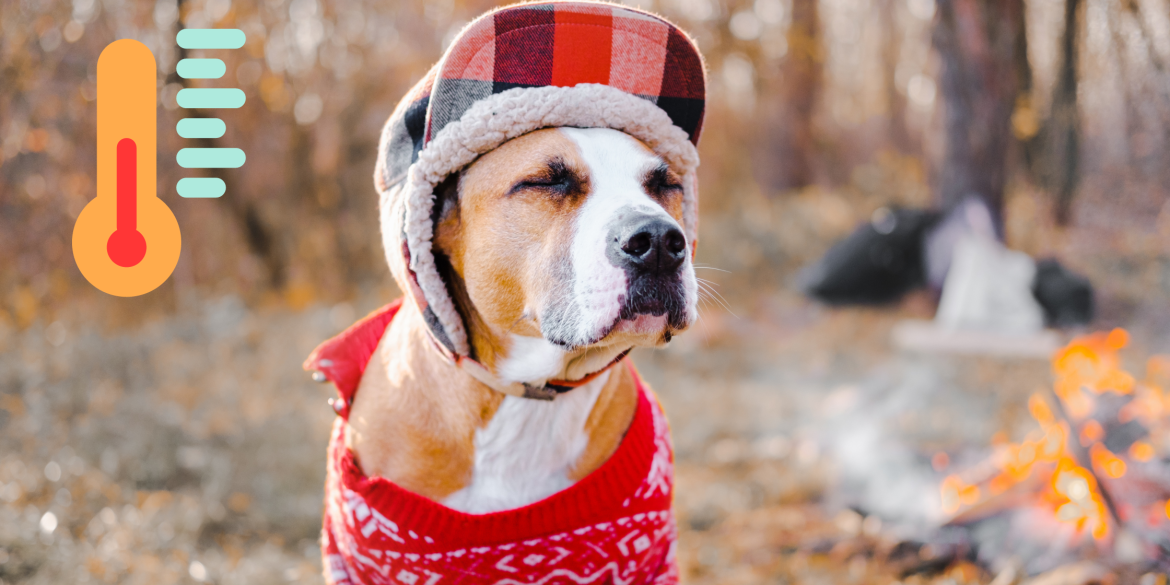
2,0,1170,583
3,0,1170,324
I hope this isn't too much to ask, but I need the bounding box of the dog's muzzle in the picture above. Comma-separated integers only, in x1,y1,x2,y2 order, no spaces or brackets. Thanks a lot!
606,211,690,329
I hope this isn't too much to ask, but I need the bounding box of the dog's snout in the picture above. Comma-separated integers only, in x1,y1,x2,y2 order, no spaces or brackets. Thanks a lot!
611,216,686,275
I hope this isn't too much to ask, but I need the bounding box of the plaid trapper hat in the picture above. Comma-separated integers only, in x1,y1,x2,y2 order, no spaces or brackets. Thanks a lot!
375,1,707,395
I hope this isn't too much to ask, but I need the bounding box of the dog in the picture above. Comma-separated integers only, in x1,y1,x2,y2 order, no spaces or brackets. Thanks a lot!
305,3,706,583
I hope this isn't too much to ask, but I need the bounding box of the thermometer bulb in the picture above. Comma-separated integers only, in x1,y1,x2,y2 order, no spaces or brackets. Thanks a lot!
106,138,147,267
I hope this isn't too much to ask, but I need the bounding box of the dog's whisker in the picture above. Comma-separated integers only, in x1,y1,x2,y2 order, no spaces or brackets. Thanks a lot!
696,277,723,295
697,293,722,318
695,281,735,317
695,279,721,291
707,291,736,317
506,315,527,335
696,289,727,316
693,308,713,341
696,280,720,297
696,289,714,309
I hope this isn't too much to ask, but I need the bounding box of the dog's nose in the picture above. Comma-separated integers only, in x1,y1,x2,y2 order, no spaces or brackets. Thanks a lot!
611,216,687,275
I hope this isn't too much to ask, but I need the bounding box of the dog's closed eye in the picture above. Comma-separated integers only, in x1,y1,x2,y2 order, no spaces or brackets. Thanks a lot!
508,158,584,198
643,162,683,199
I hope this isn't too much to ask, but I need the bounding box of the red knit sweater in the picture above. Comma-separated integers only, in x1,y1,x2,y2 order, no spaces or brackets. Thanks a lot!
305,300,678,584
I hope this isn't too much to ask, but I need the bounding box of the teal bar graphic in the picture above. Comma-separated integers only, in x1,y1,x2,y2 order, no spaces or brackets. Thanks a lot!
176,58,226,79
177,177,227,198
176,88,245,109
176,29,245,49
177,148,246,168
175,30,246,198
177,118,227,139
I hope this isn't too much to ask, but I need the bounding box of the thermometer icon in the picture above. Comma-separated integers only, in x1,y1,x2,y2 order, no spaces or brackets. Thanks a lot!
73,39,181,297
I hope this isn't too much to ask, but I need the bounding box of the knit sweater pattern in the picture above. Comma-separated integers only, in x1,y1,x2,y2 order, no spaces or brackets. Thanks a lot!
306,300,679,584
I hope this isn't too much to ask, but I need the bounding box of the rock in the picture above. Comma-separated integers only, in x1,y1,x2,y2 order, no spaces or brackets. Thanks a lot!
1032,259,1094,327
796,206,939,306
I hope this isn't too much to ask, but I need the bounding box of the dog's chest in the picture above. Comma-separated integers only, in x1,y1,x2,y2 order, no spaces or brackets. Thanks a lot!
442,371,608,514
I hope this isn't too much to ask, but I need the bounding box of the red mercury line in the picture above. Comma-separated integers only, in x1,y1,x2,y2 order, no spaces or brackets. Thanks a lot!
106,138,147,267
117,138,136,232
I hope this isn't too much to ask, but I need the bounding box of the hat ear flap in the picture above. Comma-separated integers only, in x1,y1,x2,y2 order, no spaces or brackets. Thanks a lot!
431,173,462,264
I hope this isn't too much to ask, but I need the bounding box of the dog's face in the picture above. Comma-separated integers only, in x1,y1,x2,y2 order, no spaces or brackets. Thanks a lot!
433,127,697,382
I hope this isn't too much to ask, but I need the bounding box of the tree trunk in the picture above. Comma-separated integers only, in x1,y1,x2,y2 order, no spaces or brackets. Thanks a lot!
757,0,822,192
880,0,912,153
932,0,1025,235
1043,0,1082,225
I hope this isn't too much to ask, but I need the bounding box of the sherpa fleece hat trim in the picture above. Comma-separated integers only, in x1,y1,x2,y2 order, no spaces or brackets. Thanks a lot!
373,1,707,378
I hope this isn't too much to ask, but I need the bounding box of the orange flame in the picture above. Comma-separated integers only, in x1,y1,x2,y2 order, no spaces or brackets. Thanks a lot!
1089,443,1126,479
1051,457,1110,540
1129,441,1155,462
939,329,1168,541
1051,328,1136,419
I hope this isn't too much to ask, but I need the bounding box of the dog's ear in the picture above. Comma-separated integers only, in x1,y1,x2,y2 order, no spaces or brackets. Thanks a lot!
432,173,462,261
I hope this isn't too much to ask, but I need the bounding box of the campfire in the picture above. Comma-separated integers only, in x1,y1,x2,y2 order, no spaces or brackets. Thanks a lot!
938,329,1170,568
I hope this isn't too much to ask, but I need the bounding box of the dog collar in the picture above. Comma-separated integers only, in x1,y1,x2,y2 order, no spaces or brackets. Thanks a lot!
304,299,633,411
450,343,632,401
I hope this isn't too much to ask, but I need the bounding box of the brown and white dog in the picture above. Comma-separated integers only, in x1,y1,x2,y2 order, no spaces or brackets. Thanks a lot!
310,4,707,580
346,126,697,514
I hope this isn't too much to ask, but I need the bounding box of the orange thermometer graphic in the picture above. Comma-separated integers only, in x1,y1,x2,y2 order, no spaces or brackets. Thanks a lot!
73,39,181,297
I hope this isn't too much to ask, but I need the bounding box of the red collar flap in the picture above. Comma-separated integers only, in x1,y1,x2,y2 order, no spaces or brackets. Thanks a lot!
303,298,404,407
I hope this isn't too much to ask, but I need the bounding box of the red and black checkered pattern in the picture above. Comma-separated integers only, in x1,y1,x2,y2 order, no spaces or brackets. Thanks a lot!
432,2,705,141
378,1,706,194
